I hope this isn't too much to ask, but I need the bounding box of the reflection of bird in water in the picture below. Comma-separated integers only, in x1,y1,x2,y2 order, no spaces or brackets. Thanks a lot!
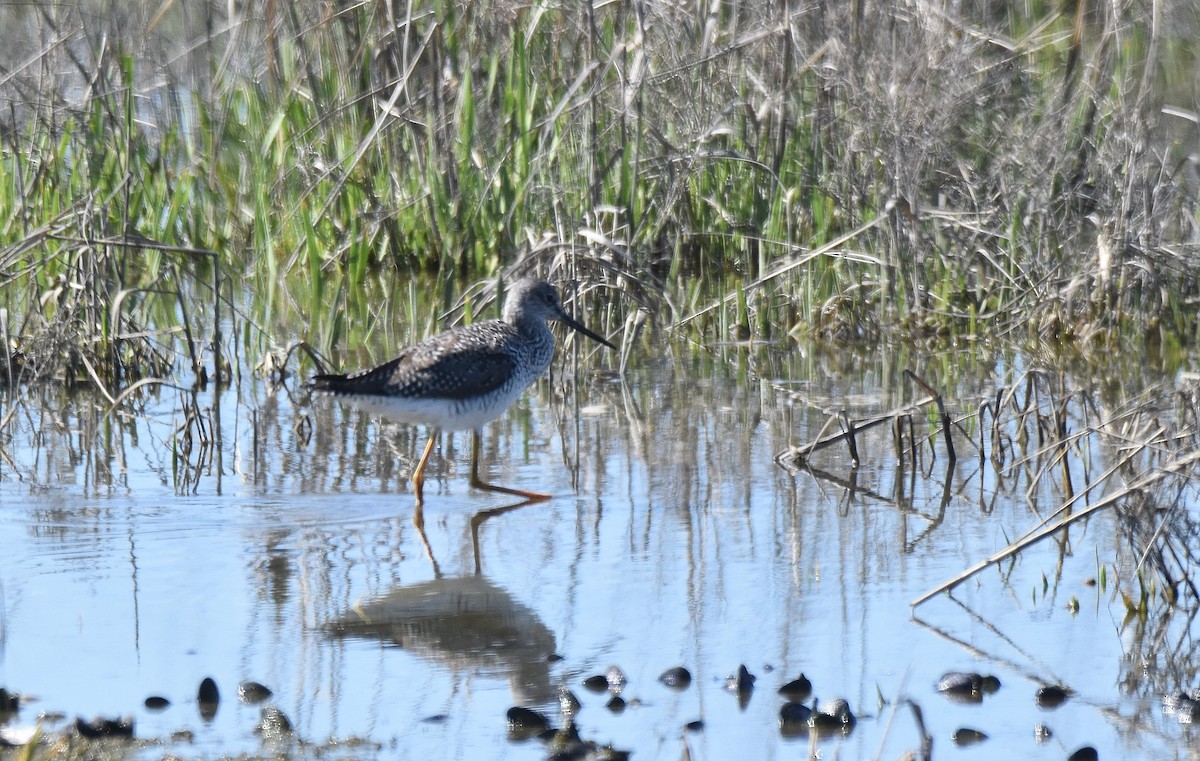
309,278,614,502
329,573,557,705
329,492,557,705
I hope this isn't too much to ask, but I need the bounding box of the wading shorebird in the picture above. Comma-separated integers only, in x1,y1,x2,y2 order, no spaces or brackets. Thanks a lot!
309,278,614,502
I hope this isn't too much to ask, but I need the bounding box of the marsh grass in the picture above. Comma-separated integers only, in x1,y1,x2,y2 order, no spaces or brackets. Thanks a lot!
0,0,1198,384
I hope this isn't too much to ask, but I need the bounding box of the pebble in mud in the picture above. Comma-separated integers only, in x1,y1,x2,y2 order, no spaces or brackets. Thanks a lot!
550,737,630,760
585,747,630,761
73,716,134,740
238,681,274,703
545,721,631,761
778,674,812,700
546,722,581,749
659,666,692,690
952,727,988,745
1036,685,1071,708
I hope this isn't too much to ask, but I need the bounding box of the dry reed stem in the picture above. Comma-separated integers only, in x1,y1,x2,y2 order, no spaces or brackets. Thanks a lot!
674,209,890,328
912,439,1197,607
775,395,936,466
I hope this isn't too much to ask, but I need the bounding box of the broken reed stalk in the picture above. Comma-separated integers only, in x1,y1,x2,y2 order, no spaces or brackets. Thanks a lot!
841,410,860,467
903,370,956,464
904,414,918,469
674,210,890,328
775,395,936,466
779,370,959,468
911,432,1191,607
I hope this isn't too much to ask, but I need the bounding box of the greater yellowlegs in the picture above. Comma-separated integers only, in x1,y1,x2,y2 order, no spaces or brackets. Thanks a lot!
309,278,614,501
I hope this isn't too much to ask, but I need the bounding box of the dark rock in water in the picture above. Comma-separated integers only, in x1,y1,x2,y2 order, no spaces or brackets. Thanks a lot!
725,665,756,710
548,721,582,748
545,722,629,761
421,714,448,723
1067,746,1098,761
606,696,626,714
684,719,705,732
0,689,18,713
507,706,551,739
937,672,982,694
73,716,134,740
198,677,220,720
198,676,220,704
605,666,627,691
779,701,812,723
779,701,812,738
238,681,274,703
548,740,630,761
1036,685,1071,708
937,672,1001,702
144,695,170,710
952,727,988,745
1163,692,1200,723
778,674,812,700
559,687,581,716
726,664,756,694
659,666,692,690
256,706,293,737
583,674,610,693
809,699,856,735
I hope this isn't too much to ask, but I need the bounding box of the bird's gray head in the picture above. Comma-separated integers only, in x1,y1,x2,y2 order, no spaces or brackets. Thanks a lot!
503,278,615,349
503,278,563,323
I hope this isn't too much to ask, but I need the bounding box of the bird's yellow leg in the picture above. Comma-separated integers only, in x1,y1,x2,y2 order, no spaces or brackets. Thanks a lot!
411,434,437,503
468,431,551,501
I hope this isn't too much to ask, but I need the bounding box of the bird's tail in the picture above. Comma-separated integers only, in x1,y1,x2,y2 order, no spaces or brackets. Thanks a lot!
307,373,348,391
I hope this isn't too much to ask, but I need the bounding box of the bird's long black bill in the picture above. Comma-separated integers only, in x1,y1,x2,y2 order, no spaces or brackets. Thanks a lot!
560,314,616,349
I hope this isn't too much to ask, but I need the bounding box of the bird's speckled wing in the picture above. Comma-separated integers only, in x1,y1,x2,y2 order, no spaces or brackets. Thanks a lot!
310,321,520,401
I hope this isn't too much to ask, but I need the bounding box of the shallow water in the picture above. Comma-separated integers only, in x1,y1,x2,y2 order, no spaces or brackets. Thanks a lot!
0,341,1197,759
